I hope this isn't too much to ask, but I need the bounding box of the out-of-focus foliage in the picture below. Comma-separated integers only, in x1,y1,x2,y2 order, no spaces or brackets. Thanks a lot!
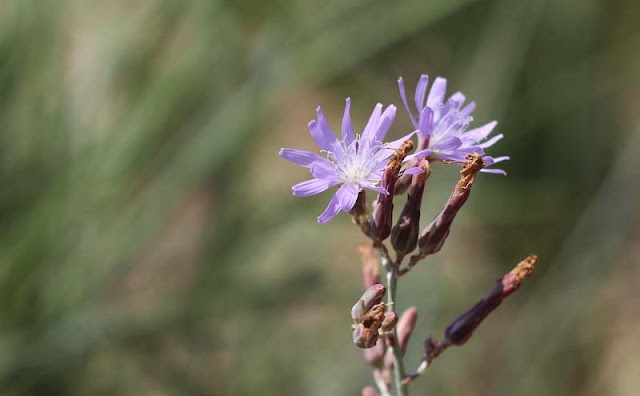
0,0,638,395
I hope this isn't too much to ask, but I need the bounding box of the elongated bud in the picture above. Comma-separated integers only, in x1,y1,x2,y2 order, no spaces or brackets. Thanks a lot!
445,255,537,346
363,337,385,367
362,386,381,396
417,154,485,257
391,159,430,256
368,140,413,241
384,306,418,370
358,243,380,289
351,284,386,320
397,307,418,355
381,312,399,332
350,189,368,224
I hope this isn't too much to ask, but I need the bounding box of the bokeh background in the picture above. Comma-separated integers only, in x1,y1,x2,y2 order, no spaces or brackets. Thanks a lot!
1,0,639,395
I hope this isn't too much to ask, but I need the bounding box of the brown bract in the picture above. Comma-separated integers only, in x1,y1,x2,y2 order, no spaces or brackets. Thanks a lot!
458,153,486,191
502,254,537,295
354,303,387,348
386,140,414,175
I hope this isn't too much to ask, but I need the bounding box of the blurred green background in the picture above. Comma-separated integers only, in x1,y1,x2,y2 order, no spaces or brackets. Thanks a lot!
1,0,639,395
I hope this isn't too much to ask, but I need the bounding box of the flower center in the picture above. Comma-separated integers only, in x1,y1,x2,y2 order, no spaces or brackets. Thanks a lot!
430,109,472,146
331,138,379,184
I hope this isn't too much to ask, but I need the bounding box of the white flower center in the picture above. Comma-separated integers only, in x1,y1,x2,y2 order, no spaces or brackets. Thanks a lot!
331,138,379,184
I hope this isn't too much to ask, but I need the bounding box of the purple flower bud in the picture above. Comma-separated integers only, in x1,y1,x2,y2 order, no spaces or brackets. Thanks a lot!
380,311,399,332
350,188,368,223
396,307,418,355
444,255,536,346
358,243,380,289
368,140,414,241
362,386,381,396
391,159,430,257
363,337,385,367
417,154,484,257
351,284,386,320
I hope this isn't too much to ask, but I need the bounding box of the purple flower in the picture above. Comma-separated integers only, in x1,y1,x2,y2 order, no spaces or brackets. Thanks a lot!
279,99,414,223
398,75,508,174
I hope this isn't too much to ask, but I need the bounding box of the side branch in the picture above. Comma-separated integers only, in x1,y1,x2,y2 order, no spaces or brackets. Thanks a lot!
403,255,537,385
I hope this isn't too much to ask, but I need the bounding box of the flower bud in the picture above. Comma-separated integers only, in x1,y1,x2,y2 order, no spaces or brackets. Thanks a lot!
391,159,429,256
368,140,413,241
350,189,368,224
351,284,386,320
363,337,385,367
380,311,399,332
444,255,537,346
362,386,381,396
417,154,484,257
396,307,418,355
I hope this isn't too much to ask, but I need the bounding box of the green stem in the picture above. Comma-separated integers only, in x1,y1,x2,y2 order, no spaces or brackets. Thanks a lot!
381,254,409,396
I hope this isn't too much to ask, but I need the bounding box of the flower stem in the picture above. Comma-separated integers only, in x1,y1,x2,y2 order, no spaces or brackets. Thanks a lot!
381,254,409,396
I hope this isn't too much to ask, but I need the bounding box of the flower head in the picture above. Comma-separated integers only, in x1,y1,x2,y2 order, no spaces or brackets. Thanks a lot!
398,75,508,174
279,99,414,223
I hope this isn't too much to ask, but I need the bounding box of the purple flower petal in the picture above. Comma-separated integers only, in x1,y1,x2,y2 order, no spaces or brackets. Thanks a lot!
418,106,434,138
492,156,510,163
398,77,418,128
308,119,338,154
449,92,466,107
480,168,507,175
402,167,424,175
362,103,383,140
310,163,337,179
478,133,503,149
360,180,388,195
336,183,359,211
405,148,431,161
432,136,462,151
461,101,476,115
292,178,340,197
317,192,341,223
460,121,498,144
374,105,397,142
414,74,429,111
385,131,416,151
279,148,332,169
342,98,355,146
426,77,447,109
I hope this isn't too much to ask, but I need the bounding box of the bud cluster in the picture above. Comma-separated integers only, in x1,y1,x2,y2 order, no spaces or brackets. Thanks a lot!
348,151,536,394
351,284,393,349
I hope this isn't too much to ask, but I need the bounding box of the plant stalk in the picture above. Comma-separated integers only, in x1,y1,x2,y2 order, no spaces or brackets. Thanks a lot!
381,254,408,396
